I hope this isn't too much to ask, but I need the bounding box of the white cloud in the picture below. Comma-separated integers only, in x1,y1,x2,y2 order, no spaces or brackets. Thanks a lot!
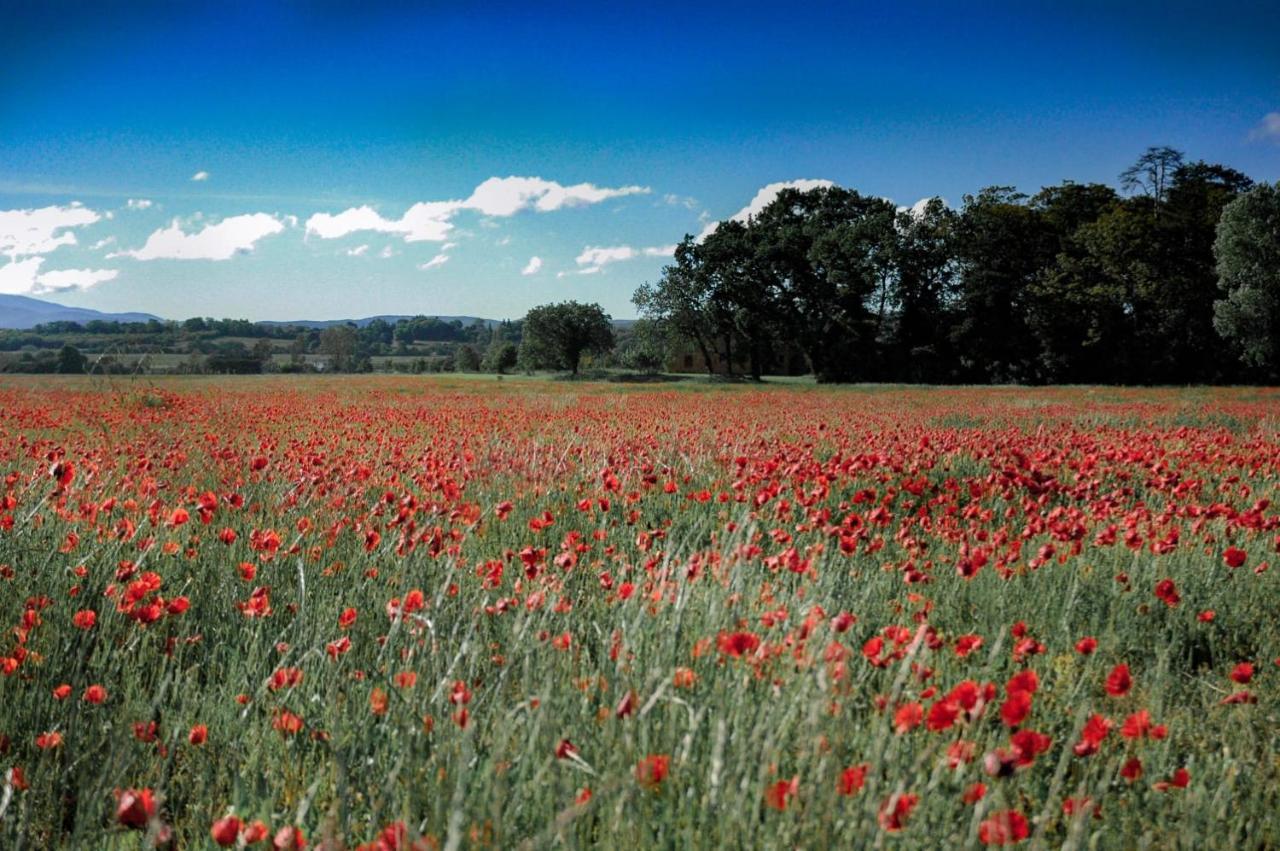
896,197,949,218
191,171,210,182
346,244,369,257
0,256,118,295
90,236,117,250
305,203,457,243
379,245,397,259
417,253,450,271
465,176,648,216
126,198,153,210
577,245,637,267
521,256,543,275
573,243,677,274
1248,112,1280,143
114,213,285,261
31,266,119,293
698,178,835,241
0,203,101,258
0,257,43,294
305,176,650,245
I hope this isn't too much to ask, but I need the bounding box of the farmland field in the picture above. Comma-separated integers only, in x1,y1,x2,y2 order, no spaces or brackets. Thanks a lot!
1,376,1278,849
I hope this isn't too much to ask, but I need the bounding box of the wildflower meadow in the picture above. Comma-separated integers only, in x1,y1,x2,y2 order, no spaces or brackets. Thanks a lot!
0,376,1277,849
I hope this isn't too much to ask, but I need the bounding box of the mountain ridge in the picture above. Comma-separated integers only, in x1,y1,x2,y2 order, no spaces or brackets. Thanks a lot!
1,295,637,331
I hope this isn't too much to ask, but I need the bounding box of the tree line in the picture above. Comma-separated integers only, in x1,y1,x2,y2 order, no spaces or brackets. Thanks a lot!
633,147,1280,383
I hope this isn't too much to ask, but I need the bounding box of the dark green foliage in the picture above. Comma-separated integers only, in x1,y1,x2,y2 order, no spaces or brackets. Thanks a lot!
635,147,1263,385
1213,182,1280,373
519,301,615,376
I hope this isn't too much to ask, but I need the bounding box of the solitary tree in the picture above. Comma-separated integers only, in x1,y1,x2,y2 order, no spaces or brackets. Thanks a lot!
318,325,358,371
519,301,615,376
56,344,86,374
455,344,482,372
1213,182,1280,372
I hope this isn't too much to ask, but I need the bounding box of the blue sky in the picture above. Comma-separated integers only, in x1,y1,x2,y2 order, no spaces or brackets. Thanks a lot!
1,0,1277,321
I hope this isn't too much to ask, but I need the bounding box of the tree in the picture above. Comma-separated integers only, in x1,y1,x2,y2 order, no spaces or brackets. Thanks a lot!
519,301,615,376
616,318,672,373
482,341,518,374
481,323,519,374
56,344,86,374
749,186,897,381
634,238,720,376
951,187,1054,382
1213,182,1280,373
887,197,959,380
455,344,481,372
318,325,358,371
1120,146,1184,205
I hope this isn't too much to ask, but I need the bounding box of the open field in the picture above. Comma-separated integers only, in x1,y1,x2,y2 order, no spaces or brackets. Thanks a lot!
0,376,1278,848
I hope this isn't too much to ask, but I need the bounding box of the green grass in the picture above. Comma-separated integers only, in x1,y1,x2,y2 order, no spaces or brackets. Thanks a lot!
0,379,1276,848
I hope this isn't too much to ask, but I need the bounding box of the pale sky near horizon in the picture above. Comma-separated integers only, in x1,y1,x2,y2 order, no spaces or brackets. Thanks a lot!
1,0,1278,321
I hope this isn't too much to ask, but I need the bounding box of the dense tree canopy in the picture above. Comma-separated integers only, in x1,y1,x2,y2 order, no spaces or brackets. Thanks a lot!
1213,182,1280,374
519,301,616,375
635,148,1271,384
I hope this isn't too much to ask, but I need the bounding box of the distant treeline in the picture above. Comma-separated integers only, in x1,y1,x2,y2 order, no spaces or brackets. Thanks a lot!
6,315,496,348
635,147,1280,383
0,316,522,375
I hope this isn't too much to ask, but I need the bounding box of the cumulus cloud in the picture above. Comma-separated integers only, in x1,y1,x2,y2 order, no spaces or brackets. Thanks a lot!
521,256,542,275
379,246,397,259
191,171,210,182
305,203,456,243
30,266,119,293
1248,112,1280,143
114,213,285,261
573,243,677,275
0,256,118,295
0,257,43,294
577,245,637,267
346,244,369,257
305,176,649,245
126,198,153,210
0,203,101,258
896,197,949,218
417,253,450,271
90,236,117,250
464,176,648,216
698,178,835,241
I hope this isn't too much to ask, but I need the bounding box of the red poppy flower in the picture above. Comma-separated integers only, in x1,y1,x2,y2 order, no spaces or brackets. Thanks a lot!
877,793,919,832
764,776,798,811
211,815,243,846
116,788,156,829
717,631,761,658
837,764,868,796
635,754,670,789
1105,664,1132,697
978,809,1030,845
1153,579,1180,607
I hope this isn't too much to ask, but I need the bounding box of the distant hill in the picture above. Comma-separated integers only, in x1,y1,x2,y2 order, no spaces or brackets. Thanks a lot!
0,294,159,330
258,315,637,329
0,295,638,332
257,314,500,329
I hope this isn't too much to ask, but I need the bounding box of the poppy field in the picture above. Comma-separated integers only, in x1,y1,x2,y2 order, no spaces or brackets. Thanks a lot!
0,376,1278,849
